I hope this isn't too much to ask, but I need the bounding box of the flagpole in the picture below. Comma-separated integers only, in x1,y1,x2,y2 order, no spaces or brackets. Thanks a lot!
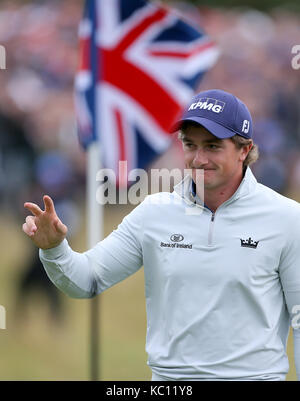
87,141,102,381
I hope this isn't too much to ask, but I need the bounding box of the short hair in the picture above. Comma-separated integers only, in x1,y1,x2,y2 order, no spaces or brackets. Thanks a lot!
230,135,259,167
178,121,259,167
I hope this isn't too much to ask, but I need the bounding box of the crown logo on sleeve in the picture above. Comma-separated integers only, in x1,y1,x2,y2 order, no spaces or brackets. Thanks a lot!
240,237,259,249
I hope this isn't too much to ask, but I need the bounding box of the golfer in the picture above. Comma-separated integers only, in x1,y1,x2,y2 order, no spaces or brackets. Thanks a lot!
23,89,300,381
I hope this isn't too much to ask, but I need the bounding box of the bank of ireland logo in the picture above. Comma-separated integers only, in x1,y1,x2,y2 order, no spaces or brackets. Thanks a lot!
160,234,192,249
170,234,184,242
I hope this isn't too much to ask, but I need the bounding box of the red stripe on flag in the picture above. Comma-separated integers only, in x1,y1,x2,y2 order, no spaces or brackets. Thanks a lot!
103,51,181,133
103,49,181,133
78,37,91,72
117,8,168,53
148,41,216,58
101,7,181,133
114,108,126,161
114,109,127,187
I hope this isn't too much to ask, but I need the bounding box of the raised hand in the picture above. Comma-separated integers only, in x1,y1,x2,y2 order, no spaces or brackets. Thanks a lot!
23,195,68,250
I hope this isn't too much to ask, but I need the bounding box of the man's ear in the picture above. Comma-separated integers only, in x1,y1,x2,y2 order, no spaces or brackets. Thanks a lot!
240,142,253,162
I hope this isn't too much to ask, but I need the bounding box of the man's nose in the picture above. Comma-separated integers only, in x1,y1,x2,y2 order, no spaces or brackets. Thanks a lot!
193,148,208,167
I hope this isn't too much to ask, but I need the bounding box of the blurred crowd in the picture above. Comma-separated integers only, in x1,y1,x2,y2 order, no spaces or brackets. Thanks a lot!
0,0,299,315
1,0,300,212
0,0,84,319
0,0,85,215
185,4,300,195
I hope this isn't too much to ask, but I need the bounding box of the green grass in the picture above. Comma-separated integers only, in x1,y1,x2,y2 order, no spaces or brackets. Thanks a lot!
0,206,297,381
0,205,151,381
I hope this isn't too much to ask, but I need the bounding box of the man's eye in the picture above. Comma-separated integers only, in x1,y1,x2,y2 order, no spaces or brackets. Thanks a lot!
208,144,218,149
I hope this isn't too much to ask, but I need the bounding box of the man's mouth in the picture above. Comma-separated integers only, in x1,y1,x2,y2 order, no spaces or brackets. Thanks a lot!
191,167,215,170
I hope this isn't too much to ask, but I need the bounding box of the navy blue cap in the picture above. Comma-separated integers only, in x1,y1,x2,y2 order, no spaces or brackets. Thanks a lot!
173,89,253,139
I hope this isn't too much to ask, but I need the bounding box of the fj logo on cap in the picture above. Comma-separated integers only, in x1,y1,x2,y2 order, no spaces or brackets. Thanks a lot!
242,120,250,134
188,97,225,113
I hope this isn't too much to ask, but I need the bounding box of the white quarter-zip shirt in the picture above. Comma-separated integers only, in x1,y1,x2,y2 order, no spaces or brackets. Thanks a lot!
40,168,300,380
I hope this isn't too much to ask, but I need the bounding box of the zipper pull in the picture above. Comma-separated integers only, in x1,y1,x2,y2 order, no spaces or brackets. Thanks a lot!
211,213,215,222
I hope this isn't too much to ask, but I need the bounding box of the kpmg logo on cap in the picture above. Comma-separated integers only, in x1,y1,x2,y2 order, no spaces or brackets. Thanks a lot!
188,97,225,114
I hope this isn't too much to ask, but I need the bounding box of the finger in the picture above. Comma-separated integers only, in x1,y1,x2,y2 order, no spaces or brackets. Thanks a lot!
43,195,56,214
22,223,35,237
24,202,43,217
25,216,37,231
53,218,68,235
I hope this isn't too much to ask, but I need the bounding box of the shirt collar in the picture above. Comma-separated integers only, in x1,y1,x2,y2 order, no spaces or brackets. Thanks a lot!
174,167,257,207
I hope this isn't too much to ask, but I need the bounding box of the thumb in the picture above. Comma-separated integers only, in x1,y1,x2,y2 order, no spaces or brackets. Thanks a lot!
53,218,68,235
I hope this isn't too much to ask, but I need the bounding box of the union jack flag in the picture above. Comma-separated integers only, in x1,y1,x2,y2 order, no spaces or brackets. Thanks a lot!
75,0,218,185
